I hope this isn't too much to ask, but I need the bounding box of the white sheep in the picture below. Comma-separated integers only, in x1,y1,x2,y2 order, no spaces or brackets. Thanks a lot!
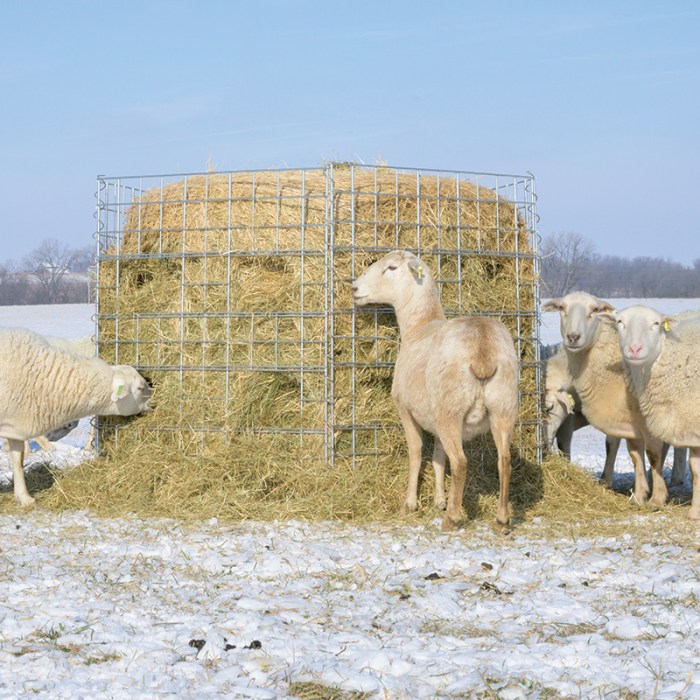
542,342,624,476
542,292,667,507
602,304,700,519
352,250,518,532
46,334,98,451
0,328,152,506
1,335,99,458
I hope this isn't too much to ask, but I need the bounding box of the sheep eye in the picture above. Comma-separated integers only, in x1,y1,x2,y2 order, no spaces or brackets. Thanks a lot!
651,321,660,329
384,264,397,273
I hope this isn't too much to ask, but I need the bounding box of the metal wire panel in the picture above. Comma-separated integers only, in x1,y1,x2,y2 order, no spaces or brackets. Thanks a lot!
95,164,541,465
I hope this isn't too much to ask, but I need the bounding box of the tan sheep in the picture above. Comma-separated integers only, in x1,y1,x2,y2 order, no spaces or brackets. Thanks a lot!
352,250,518,532
541,343,621,464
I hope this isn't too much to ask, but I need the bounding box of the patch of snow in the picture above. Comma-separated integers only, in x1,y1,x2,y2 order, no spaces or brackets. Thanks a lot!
0,302,698,697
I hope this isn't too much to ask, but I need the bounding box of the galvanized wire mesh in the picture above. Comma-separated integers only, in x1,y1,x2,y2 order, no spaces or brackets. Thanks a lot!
95,163,541,466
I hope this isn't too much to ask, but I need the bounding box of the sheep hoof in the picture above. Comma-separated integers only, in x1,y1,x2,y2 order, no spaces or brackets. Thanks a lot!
441,515,462,531
629,491,648,507
494,519,511,535
687,510,700,521
648,497,666,510
15,494,36,508
401,502,418,515
434,499,447,511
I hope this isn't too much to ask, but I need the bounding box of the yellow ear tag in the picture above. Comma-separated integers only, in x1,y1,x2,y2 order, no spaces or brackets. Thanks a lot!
663,321,670,332
416,265,423,280
566,392,575,409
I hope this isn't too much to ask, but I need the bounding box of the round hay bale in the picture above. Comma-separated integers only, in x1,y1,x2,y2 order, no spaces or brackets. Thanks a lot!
47,165,552,523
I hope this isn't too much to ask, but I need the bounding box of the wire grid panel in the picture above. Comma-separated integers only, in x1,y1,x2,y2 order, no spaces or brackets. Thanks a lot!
95,164,541,465
327,164,541,467
95,168,331,458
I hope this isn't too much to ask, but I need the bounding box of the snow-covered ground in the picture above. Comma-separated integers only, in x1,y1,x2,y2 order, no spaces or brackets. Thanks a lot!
0,302,698,699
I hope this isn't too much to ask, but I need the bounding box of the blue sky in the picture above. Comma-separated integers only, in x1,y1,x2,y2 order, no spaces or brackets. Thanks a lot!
1,0,698,263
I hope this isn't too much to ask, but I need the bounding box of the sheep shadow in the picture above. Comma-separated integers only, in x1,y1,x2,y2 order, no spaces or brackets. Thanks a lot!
0,461,58,501
604,465,694,506
417,436,544,527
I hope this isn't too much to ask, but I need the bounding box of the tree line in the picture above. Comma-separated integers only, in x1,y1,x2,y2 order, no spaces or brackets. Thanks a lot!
0,239,95,305
2,233,699,305
540,232,700,298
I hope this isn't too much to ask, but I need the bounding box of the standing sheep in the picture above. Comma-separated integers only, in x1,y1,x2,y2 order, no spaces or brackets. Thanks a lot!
352,250,518,532
603,305,700,519
542,342,621,467
542,292,667,506
0,328,152,506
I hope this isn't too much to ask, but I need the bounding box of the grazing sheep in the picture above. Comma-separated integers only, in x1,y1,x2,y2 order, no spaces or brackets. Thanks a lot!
603,304,700,519
542,292,667,507
0,328,152,506
352,250,518,532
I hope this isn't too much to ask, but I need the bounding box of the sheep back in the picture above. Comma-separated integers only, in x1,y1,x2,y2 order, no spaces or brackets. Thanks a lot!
392,316,518,439
0,329,114,441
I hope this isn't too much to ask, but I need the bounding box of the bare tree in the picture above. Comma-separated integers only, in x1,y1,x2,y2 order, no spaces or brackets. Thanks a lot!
23,238,79,303
0,262,30,305
69,244,96,273
540,232,596,296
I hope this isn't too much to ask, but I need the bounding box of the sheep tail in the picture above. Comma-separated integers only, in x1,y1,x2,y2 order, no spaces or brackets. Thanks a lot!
469,362,498,384
469,360,498,384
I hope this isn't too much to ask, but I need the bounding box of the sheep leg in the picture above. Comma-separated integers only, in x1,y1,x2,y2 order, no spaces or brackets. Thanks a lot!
34,435,53,452
688,448,700,521
670,447,688,487
490,417,513,533
439,432,467,532
626,438,650,505
7,438,35,507
398,407,424,514
431,438,447,510
599,436,621,486
646,439,668,508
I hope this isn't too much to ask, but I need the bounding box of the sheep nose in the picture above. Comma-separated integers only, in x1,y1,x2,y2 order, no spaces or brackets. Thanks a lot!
566,332,581,345
627,343,643,357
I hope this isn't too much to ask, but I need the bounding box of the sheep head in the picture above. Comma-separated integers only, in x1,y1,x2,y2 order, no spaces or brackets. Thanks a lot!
543,292,615,353
602,305,678,368
352,250,430,308
109,365,153,416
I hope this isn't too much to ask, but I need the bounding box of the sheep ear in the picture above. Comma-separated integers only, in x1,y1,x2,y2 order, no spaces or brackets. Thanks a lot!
662,317,678,332
408,258,425,281
592,299,615,314
111,372,129,402
542,298,563,312
555,389,576,415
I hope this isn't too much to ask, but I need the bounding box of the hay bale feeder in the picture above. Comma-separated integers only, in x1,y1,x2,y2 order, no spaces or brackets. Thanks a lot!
82,163,542,521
